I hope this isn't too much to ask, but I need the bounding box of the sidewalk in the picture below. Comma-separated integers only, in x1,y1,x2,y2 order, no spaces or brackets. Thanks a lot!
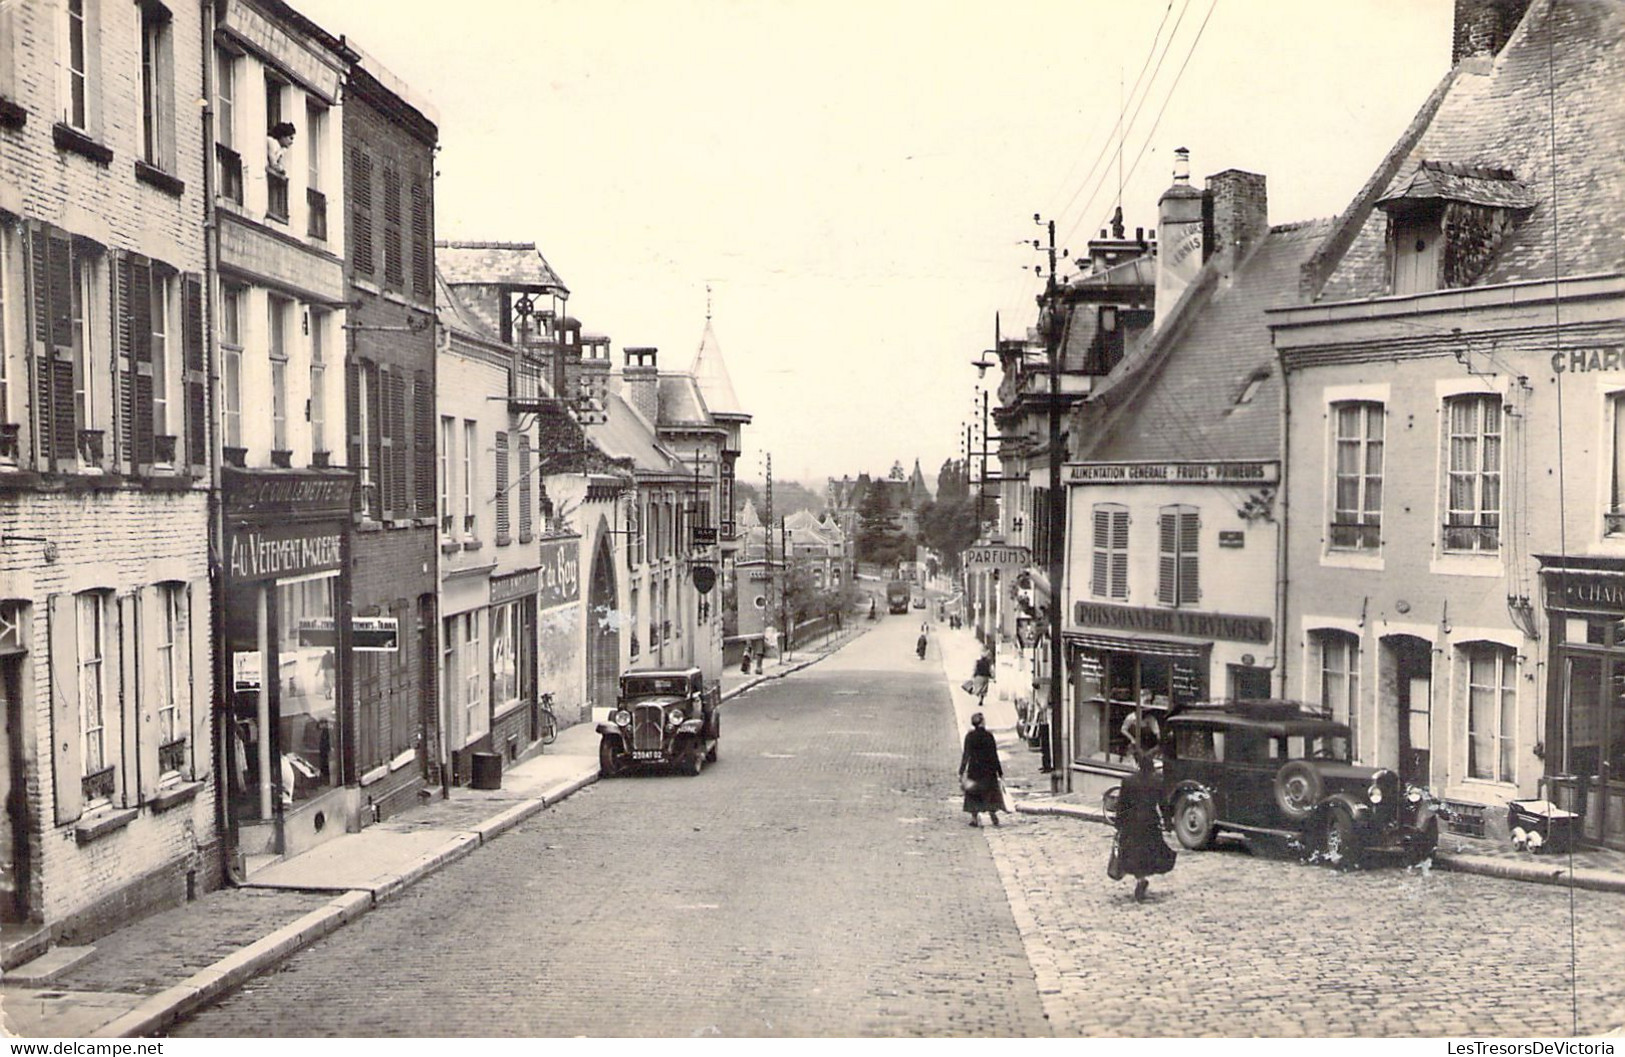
0,624,869,1039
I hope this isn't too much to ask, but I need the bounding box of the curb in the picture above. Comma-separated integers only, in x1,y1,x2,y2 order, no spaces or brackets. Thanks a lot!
93,890,372,1038
720,628,865,703
1014,800,1109,825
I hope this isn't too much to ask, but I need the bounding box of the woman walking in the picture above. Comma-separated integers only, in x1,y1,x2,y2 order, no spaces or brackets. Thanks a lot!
969,649,993,705
1113,749,1177,901
958,712,1004,828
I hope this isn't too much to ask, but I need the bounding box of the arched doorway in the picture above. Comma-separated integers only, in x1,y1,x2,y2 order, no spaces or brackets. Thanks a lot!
587,526,620,712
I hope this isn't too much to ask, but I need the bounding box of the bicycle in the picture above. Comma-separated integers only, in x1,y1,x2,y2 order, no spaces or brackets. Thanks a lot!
537,692,558,746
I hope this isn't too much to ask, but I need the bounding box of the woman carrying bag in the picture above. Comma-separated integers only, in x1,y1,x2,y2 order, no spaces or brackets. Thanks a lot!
958,712,1004,828
1109,748,1177,901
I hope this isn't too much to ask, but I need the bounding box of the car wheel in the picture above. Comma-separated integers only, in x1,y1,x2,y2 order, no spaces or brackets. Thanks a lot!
705,741,718,764
1274,761,1323,822
685,746,704,776
1322,807,1361,868
598,738,623,778
1173,791,1216,850
1405,816,1440,866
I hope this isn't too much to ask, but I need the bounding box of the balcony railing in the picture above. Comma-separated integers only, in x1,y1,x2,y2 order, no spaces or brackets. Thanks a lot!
307,187,327,240
1329,521,1381,550
266,169,289,223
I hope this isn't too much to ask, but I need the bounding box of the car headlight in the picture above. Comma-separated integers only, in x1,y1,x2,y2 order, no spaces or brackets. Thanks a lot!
613,710,631,726
1406,787,1424,805
668,707,685,727
1367,783,1383,804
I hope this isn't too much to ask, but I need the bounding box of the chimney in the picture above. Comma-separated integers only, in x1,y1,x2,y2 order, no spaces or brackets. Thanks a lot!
623,346,659,425
1452,0,1532,64
1205,169,1268,267
1154,147,1206,331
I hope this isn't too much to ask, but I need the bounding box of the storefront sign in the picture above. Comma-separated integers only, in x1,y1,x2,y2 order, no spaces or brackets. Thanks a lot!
1064,462,1278,485
1072,601,1272,644
1544,570,1625,615
223,468,354,519
1218,531,1245,549
966,545,1031,568
232,651,262,691
692,526,718,546
490,569,539,606
1550,347,1623,374
297,617,398,651
538,538,581,609
228,522,343,582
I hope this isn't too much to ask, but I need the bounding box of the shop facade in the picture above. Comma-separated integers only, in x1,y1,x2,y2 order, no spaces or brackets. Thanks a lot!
221,468,355,863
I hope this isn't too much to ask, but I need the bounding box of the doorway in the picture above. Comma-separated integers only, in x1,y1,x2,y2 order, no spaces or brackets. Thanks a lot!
1,646,30,923
586,530,621,714
1381,635,1433,786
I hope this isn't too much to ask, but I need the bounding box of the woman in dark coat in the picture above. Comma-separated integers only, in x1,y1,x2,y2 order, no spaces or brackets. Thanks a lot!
959,712,1003,827
1114,749,1177,901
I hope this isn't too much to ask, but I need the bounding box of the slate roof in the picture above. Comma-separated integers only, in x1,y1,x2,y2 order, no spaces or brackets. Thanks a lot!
691,319,749,419
435,241,570,292
656,374,713,429
1377,160,1538,210
435,270,503,347
1082,219,1333,463
585,389,681,474
1317,0,1625,299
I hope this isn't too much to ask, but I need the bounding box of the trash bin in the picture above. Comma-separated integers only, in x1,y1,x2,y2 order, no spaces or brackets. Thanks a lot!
1507,799,1577,854
470,751,503,791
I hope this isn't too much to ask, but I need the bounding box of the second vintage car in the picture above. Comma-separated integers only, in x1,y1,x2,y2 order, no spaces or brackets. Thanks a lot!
596,667,720,777
1159,699,1440,867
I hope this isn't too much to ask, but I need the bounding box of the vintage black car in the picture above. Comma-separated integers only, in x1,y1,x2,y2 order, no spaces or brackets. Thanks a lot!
1160,700,1440,867
596,667,720,777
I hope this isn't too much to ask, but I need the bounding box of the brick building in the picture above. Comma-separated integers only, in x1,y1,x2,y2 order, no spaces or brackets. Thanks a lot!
0,0,216,948
339,52,438,817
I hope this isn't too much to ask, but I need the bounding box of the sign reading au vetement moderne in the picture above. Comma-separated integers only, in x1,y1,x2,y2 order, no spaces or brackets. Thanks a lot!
1072,601,1272,644
228,522,343,582
1064,461,1279,485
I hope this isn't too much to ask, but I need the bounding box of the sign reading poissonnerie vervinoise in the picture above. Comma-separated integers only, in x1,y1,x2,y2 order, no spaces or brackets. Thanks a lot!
1072,601,1272,644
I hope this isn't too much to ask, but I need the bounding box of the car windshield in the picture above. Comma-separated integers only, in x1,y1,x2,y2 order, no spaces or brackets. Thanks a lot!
623,676,690,698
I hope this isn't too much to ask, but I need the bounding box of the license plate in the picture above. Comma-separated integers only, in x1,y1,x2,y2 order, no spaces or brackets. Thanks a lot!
632,750,664,761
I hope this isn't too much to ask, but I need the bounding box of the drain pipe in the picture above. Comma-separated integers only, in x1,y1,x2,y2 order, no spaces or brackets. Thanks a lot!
1274,349,1292,699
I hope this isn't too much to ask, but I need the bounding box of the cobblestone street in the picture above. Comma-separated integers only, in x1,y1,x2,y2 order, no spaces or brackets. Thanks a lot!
171,619,1625,1037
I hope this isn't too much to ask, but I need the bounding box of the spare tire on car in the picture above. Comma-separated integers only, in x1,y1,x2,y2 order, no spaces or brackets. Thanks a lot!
1274,761,1322,821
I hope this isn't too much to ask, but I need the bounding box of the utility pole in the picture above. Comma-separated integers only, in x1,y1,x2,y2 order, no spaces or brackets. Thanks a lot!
1037,214,1069,795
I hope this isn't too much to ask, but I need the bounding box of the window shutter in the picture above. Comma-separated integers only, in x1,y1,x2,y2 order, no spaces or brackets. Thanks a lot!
494,430,509,539
182,274,207,472
113,251,131,470
1178,510,1201,604
48,593,84,824
1110,510,1129,600
365,362,382,518
413,370,435,517
137,589,162,802
382,164,403,288
410,180,430,297
377,364,394,517
30,227,77,468
389,369,407,516
129,257,155,469
184,580,208,779
114,594,134,807
352,146,374,275
518,435,532,539
346,358,362,503
1158,512,1177,606
1091,508,1109,597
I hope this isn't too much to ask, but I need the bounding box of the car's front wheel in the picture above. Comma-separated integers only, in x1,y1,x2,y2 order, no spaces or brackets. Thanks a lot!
684,745,705,776
1405,816,1440,866
1321,807,1361,868
598,738,623,778
1173,790,1217,850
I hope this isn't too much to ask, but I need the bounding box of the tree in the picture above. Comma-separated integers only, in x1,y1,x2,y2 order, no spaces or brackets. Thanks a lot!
917,492,987,577
936,458,970,501
855,481,912,568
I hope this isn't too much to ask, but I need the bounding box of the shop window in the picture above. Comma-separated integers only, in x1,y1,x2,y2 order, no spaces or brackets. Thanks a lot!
1442,394,1501,553
1330,401,1383,550
491,602,518,714
1464,642,1516,783
1156,505,1200,607
1090,503,1129,600
275,574,338,806
1310,629,1360,732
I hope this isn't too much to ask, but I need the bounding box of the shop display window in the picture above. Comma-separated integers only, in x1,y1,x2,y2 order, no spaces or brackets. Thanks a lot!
276,574,338,805
1074,646,1207,767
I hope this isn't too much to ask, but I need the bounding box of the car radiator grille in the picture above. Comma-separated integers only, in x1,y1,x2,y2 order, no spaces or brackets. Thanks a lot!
632,705,666,751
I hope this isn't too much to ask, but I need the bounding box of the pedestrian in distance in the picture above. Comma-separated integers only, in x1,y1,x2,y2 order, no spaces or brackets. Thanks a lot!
1112,748,1177,902
969,649,993,706
959,712,1003,828
916,630,928,660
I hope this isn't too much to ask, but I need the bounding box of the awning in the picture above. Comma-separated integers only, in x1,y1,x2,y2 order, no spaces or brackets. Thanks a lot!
1064,630,1211,659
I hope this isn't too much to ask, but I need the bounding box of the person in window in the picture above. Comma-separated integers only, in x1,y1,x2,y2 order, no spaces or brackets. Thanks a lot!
959,712,1004,828
1112,748,1178,902
266,121,296,174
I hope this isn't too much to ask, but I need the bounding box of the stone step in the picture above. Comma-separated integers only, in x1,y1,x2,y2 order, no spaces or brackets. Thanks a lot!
4,944,96,985
0,922,52,972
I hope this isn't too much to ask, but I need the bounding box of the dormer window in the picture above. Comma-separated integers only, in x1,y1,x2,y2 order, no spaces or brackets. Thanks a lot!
1378,161,1535,296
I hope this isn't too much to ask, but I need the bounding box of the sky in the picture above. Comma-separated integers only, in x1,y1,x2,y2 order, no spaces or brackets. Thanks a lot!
291,0,1455,490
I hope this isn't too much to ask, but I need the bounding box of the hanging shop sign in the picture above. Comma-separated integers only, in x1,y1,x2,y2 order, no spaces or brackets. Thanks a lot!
692,526,719,546
1064,461,1278,485
966,545,1031,568
1072,601,1272,644
538,537,581,609
693,564,717,594
227,522,343,583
